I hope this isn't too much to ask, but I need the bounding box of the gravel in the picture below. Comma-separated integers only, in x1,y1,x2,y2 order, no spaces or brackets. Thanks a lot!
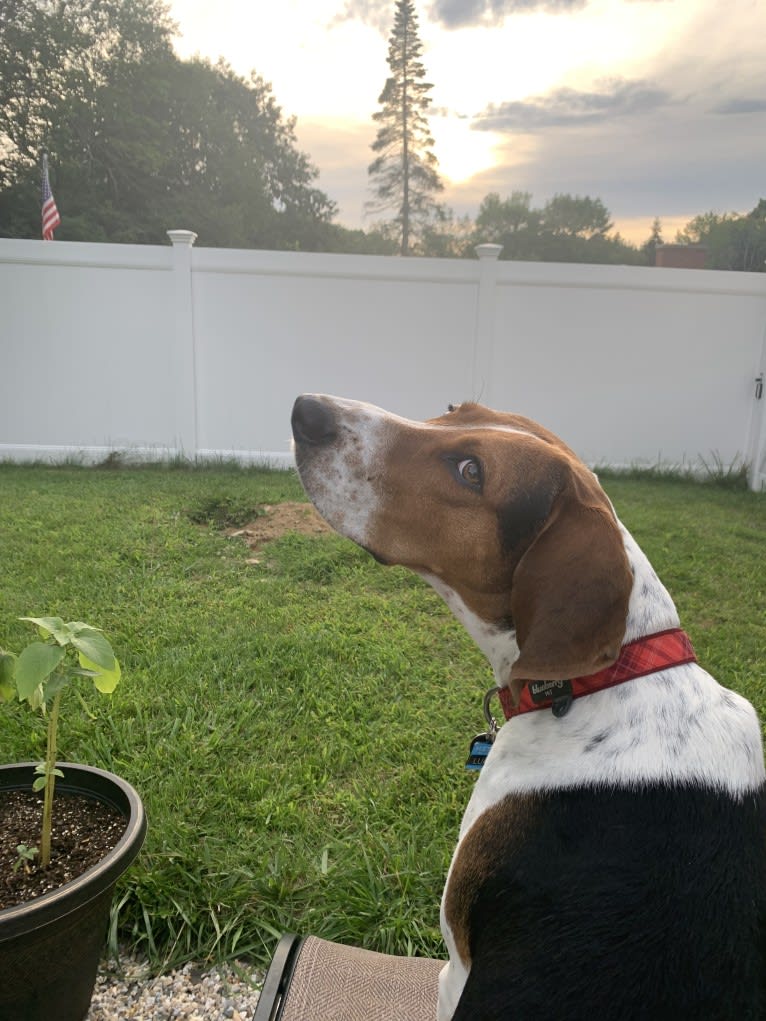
86,952,262,1021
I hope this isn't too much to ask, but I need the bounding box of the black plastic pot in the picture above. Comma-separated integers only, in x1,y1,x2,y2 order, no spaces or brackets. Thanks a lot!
0,762,147,1021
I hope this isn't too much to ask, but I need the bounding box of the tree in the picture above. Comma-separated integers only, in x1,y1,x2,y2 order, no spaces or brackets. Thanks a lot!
470,191,644,265
473,191,543,259
676,203,766,272
0,0,174,184
542,194,612,239
0,0,339,249
641,216,663,265
367,0,443,255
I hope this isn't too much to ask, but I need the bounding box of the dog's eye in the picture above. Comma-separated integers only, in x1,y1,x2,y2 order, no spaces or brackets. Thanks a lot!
456,458,482,488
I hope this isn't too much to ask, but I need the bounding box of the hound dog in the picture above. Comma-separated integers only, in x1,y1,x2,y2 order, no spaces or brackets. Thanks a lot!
290,394,766,1021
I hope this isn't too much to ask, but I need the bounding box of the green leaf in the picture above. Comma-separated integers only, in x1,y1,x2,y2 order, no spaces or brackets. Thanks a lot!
28,684,45,711
68,622,103,635
20,617,71,645
70,629,115,672
32,776,47,792
0,652,16,701
45,672,71,700
78,652,121,694
15,644,65,701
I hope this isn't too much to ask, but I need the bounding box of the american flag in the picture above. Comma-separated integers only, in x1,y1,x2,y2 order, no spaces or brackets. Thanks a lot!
41,152,61,241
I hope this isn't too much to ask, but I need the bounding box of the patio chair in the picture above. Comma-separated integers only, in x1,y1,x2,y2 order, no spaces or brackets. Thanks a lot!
253,933,444,1021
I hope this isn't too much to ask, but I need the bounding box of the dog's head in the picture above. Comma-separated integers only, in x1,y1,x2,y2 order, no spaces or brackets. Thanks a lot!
291,394,633,704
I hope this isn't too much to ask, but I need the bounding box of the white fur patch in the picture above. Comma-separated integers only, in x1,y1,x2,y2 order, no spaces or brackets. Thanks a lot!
419,572,520,686
292,398,391,547
461,662,765,832
438,954,470,1021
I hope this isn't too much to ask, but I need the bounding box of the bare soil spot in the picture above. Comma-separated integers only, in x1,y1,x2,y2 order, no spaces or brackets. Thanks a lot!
226,502,333,559
0,790,125,909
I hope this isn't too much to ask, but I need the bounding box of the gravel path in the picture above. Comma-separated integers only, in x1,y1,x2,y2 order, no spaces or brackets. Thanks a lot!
86,953,262,1021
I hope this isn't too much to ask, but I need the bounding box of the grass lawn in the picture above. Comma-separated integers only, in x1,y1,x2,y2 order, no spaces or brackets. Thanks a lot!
0,463,764,970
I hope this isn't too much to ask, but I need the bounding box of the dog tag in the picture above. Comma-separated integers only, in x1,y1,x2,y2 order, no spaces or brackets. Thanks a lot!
465,732,495,772
528,679,574,718
466,686,501,771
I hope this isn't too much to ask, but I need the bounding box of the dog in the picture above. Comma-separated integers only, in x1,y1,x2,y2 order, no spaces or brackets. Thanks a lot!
291,394,766,1021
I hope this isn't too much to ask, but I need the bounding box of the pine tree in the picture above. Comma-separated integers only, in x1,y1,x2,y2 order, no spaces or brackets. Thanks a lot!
641,216,664,265
367,0,443,256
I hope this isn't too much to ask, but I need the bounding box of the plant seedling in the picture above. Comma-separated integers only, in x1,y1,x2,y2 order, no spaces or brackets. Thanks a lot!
0,617,121,868
13,844,39,873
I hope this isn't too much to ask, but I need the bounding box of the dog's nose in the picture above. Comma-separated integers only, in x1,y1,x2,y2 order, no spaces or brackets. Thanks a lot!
291,395,338,446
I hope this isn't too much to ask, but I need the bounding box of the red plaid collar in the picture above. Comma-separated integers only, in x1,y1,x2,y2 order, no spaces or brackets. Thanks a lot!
498,628,697,720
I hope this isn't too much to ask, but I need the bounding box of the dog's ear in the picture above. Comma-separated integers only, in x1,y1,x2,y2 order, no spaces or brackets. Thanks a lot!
506,469,633,705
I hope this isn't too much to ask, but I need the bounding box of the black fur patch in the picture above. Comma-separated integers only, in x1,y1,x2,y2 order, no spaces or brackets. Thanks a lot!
453,784,766,1020
496,484,556,554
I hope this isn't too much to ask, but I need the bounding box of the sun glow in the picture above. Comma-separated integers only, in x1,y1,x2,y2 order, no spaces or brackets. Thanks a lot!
430,116,502,185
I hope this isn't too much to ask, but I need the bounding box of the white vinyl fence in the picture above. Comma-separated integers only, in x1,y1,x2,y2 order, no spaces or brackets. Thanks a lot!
1,231,765,490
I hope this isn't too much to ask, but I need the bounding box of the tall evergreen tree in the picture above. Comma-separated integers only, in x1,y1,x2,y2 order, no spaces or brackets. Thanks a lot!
367,0,442,256
641,216,664,265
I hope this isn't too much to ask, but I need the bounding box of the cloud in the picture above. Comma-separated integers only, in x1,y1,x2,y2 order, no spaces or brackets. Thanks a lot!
332,0,672,32
333,0,590,31
329,0,392,33
472,78,670,132
429,0,585,28
713,98,766,115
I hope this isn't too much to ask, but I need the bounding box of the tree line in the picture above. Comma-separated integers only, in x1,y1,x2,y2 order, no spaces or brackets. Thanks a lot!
1,0,763,270
0,0,381,252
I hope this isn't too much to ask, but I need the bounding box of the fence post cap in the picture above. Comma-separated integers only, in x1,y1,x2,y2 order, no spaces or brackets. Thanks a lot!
167,229,198,247
474,243,503,260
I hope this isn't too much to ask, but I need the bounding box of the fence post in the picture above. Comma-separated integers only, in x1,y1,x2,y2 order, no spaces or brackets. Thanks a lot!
473,243,503,403
167,229,198,458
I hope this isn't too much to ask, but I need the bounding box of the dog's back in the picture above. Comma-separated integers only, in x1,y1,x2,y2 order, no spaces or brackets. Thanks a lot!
452,784,766,1020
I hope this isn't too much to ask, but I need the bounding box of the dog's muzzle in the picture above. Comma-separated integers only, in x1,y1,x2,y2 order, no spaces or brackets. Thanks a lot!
291,395,338,447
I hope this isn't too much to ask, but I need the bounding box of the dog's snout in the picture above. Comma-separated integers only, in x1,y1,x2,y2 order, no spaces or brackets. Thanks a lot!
292,395,338,446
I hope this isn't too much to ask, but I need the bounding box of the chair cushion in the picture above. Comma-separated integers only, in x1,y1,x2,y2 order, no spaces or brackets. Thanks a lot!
277,935,444,1020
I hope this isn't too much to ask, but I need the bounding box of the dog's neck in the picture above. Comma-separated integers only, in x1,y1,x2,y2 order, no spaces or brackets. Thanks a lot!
618,524,680,642
419,523,679,692
418,570,520,690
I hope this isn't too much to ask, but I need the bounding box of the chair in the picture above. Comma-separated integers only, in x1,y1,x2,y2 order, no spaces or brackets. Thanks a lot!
253,933,444,1021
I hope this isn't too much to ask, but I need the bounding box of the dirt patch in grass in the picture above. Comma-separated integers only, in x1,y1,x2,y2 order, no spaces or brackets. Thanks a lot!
226,502,333,556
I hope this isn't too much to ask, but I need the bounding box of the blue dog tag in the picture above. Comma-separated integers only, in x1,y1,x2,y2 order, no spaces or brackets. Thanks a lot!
465,732,494,772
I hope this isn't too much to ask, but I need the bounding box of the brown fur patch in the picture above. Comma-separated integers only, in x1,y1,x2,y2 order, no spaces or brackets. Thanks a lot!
445,794,540,966
508,468,633,694
363,404,632,689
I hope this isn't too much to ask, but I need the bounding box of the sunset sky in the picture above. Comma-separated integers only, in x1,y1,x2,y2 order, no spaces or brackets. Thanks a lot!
168,0,766,244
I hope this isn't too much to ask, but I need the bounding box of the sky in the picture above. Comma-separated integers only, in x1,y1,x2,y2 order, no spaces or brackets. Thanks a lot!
167,0,766,245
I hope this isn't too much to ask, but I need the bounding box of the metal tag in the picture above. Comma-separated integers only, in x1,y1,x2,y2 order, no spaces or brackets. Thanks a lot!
528,678,574,717
465,687,502,771
465,732,494,772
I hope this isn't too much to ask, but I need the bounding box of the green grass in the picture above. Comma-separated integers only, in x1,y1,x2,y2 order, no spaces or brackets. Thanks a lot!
0,465,764,970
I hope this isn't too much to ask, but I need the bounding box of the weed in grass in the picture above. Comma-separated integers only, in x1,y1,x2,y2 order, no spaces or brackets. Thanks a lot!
596,455,750,490
187,495,265,529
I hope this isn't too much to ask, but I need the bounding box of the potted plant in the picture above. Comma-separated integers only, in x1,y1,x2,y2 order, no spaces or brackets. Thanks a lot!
0,617,147,1021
